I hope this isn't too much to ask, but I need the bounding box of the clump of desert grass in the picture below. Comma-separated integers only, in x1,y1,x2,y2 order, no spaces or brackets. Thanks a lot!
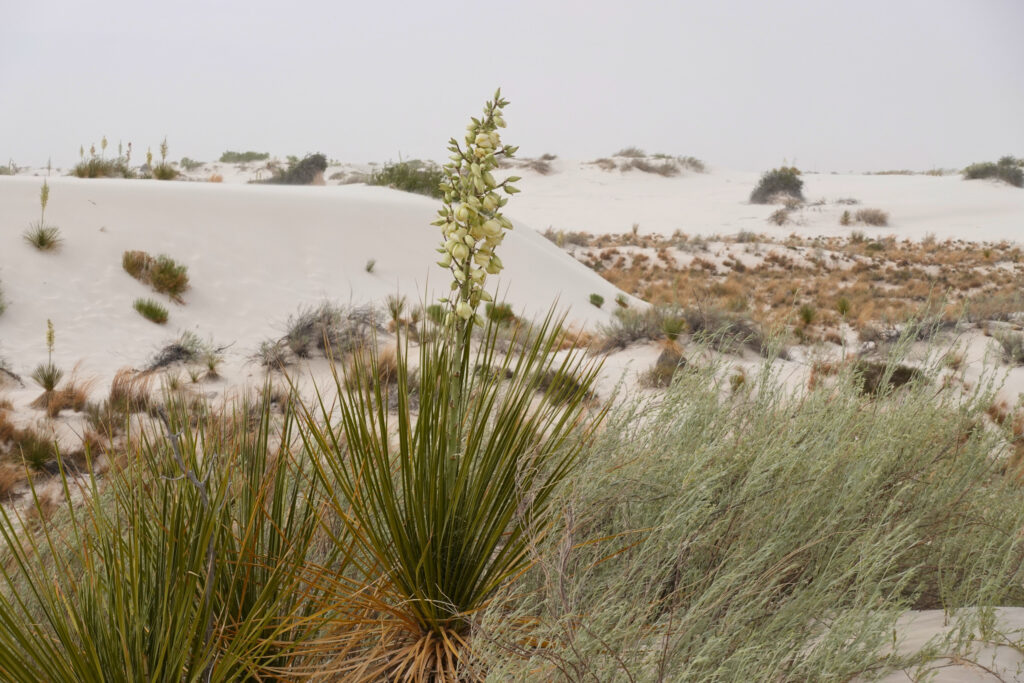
133,297,168,324
122,250,190,301
368,159,445,197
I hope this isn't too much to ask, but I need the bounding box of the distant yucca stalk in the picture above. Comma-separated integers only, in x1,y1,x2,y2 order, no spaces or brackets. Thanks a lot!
30,320,63,394
23,179,63,251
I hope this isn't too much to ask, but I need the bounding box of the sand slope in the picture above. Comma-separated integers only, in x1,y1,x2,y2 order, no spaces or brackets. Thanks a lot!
0,176,626,386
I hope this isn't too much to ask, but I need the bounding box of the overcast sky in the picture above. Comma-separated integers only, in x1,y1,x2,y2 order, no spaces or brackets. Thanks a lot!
2,0,1022,172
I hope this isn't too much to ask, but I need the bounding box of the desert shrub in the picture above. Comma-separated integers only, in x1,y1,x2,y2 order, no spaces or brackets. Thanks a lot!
623,158,679,176
147,331,217,371
123,251,189,300
219,150,269,163
72,139,135,178
768,208,790,225
750,167,804,204
0,161,15,176
179,157,203,171
596,307,667,351
615,146,645,158
994,330,1024,365
133,298,169,324
684,306,766,354
260,153,328,185
364,259,376,273
208,173,223,183
840,210,852,226
367,160,445,198
855,208,889,226
640,344,686,388
852,359,924,395
122,250,149,279
282,302,380,360
614,294,629,308
23,225,62,251
589,293,605,308
470,356,1024,680
148,255,190,299
425,303,445,326
485,302,516,325
962,156,1023,188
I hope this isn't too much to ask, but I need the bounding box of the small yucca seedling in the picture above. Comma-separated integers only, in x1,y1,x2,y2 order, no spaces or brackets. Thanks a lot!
133,298,168,324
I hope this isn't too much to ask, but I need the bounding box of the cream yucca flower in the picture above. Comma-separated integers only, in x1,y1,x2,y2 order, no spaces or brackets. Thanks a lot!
431,88,520,329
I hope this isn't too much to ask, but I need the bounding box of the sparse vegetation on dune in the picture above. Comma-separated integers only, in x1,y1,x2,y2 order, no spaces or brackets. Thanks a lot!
551,229,1024,347
963,155,1023,188
367,159,445,197
257,152,327,185
218,150,269,163
750,166,804,203
122,250,190,301
72,137,135,178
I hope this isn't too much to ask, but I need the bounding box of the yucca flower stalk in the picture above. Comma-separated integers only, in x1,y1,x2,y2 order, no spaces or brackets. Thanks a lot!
39,179,49,225
302,91,605,679
431,88,520,459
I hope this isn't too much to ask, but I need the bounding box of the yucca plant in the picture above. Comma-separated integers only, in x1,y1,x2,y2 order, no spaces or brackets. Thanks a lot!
23,181,63,251
30,320,63,410
0,391,328,681
298,91,606,679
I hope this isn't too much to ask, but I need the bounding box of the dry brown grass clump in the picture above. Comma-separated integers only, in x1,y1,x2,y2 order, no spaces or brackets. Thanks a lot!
854,208,890,226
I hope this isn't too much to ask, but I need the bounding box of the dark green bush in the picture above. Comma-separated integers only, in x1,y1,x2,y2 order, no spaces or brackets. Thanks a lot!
962,156,1023,188
367,160,444,198
219,150,269,163
260,153,328,185
750,167,804,204
485,302,516,326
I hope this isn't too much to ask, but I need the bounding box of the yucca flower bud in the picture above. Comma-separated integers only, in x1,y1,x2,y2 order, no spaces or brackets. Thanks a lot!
451,243,469,261
456,301,473,319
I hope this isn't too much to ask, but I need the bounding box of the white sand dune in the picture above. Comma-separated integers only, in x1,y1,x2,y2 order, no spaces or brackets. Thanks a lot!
504,160,1024,242
0,176,626,390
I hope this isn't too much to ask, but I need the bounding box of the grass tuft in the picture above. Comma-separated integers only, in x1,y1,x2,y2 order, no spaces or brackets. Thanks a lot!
133,298,169,324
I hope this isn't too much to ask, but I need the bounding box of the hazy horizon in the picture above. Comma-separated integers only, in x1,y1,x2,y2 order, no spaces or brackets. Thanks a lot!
3,0,1023,173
